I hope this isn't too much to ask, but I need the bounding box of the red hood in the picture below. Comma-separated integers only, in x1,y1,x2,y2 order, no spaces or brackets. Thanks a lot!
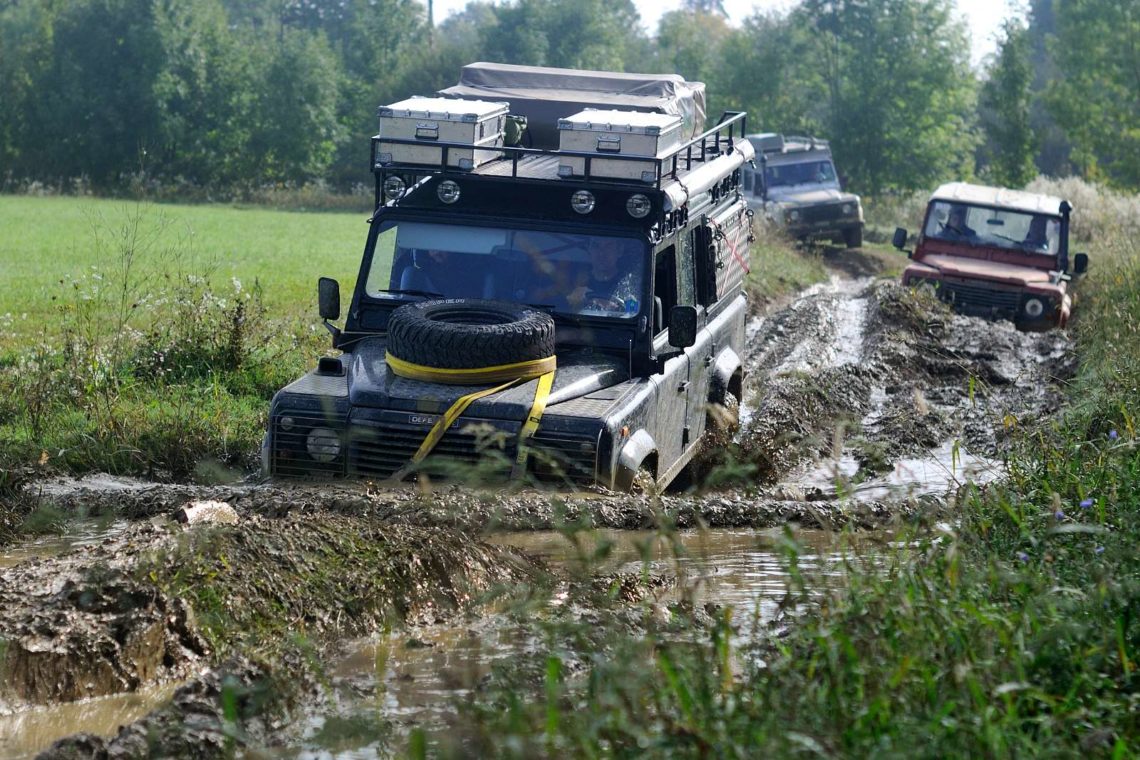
913,254,1056,287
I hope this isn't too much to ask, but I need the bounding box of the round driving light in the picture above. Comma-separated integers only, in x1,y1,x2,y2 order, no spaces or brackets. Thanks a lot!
788,209,800,222
305,427,341,463
842,203,854,215
626,194,651,219
437,180,461,204
571,190,596,215
382,175,406,200
279,416,296,432
1024,297,1045,318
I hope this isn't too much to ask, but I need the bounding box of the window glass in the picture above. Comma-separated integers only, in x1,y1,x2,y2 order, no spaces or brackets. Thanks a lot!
923,201,1060,255
364,221,647,318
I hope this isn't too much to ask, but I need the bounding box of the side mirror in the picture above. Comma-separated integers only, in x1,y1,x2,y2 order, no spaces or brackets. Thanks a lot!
1073,253,1089,275
318,277,341,321
892,227,908,251
668,305,697,349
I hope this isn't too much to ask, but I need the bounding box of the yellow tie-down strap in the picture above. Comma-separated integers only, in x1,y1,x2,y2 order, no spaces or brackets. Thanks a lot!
385,352,556,481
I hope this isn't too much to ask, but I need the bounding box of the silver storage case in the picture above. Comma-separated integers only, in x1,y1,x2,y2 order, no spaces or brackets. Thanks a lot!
557,110,684,182
377,97,508,170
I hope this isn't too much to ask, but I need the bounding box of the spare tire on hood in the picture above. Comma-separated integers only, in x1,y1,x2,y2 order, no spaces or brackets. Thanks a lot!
386,299,555,370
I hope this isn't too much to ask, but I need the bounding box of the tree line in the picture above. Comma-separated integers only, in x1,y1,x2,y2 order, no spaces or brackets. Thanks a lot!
0,0,1135,196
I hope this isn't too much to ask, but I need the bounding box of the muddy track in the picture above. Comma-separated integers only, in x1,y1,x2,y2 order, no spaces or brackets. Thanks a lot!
0,264,1076,757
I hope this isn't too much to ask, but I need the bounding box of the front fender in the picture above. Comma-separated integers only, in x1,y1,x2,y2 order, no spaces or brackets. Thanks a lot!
615,429,657,491
710,347,741,403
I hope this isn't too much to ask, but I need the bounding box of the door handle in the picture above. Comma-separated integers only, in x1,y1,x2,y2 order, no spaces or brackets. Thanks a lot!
678,381,689,392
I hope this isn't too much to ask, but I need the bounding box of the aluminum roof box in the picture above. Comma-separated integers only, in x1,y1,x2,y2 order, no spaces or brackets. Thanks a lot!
557,110,684,182
376,96,508,170
440,62,705,149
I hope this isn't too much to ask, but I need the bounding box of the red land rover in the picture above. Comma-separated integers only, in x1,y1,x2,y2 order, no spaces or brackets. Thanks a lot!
893,182,1089,330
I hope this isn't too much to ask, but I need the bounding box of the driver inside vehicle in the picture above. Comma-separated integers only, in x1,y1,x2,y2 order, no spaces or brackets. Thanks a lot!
566,238,639,313
940,205,977,240
399,248,487,297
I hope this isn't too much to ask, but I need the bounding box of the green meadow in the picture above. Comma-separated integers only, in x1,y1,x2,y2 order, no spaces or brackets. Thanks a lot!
0,196,366,324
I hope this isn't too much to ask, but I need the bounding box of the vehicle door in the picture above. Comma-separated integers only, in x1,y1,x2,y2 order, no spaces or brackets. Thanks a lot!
650,244,689,473
679,226,712,451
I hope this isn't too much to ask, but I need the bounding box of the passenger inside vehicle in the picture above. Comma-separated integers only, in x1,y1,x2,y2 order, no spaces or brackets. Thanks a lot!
939,205,977,240
398,249,491,298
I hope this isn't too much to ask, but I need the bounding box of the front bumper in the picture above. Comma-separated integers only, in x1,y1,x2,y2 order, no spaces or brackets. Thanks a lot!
268,398,603,485
903,272,1067,329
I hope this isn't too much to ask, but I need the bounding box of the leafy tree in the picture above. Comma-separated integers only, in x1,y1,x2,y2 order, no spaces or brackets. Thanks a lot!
1047,0,1140,188
796,0,979,194
24,0,165,187
712,12,825,136
978,17,1037,187
654,10,733,88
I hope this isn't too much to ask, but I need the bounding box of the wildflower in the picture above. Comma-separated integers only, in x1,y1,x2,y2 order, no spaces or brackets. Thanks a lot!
1080,498,1094,509
1109,429,1119,440
1054,509,1065,520
1017,551,1029,562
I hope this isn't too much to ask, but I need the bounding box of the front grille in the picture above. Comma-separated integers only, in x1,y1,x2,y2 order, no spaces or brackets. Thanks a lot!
272,412,347,477
939,281,1021,314
348,420,517,479
800,203,846,225
528,430,599,485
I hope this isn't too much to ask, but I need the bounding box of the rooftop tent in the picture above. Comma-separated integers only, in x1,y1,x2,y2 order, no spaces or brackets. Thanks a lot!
439,61,706,150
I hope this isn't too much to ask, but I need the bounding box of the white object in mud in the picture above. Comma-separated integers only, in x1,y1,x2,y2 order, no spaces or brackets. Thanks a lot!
376,96,508,170
174,500,239,526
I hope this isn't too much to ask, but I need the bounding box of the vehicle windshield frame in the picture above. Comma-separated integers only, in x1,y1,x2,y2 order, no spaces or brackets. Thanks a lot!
922,200,1062,259
360,216,650,321
764,157,838,188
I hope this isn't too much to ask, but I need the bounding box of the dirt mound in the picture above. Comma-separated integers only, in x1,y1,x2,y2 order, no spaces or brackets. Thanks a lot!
732,278,1073,494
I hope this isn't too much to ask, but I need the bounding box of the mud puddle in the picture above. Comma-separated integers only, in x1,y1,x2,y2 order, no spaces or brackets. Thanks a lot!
0,518,130,570
279,528,874,756
0,682,180,760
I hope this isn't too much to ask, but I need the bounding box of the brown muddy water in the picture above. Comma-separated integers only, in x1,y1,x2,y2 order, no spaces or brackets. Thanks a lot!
280,528,874,756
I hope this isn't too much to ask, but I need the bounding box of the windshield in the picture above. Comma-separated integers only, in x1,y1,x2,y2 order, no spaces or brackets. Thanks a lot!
923,201,1060,256
364,221,647,319
764,159,836,188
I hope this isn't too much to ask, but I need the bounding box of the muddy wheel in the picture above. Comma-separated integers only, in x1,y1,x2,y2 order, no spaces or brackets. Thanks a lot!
386,299,555,369
843,225,864,249
681,393,741,490
631,466,658,496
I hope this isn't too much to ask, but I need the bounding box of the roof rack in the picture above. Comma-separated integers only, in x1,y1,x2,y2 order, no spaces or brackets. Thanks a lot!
370,110,750,196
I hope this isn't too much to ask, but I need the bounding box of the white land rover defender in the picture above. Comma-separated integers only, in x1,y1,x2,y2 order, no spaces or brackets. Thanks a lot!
742,133,864,249
263,63,754,492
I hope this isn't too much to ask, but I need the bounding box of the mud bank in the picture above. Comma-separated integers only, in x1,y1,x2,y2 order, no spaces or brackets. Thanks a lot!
0,510,541,757
738,278,1071,491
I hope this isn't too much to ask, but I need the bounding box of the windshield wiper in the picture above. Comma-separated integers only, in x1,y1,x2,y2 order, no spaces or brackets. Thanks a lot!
374,288,445,299
527,303,585,326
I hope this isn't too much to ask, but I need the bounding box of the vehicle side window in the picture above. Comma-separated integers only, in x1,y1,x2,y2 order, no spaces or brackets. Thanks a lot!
654,246,678,336
678,232,696,307
693,225,717,306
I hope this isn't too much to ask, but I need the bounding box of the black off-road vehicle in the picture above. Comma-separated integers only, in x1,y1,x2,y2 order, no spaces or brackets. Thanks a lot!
263,66,754,491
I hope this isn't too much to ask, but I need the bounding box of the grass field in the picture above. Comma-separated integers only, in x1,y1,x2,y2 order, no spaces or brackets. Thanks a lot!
0,195,367,323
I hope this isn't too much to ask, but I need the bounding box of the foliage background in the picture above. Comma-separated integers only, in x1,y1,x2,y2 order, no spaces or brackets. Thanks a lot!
1,0,1136,197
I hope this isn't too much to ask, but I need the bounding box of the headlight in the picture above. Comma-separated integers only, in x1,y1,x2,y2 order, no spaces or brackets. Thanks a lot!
842,203,854,215
787,209,800,222
437,180,461,204
571,190,596,215
306,427,342,463
382,175,406,200
1024,297,1045,318
279,416,296,432
626,194,651,219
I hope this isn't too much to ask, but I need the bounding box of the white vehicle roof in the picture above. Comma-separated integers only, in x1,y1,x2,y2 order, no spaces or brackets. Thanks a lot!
930,182,1067,216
